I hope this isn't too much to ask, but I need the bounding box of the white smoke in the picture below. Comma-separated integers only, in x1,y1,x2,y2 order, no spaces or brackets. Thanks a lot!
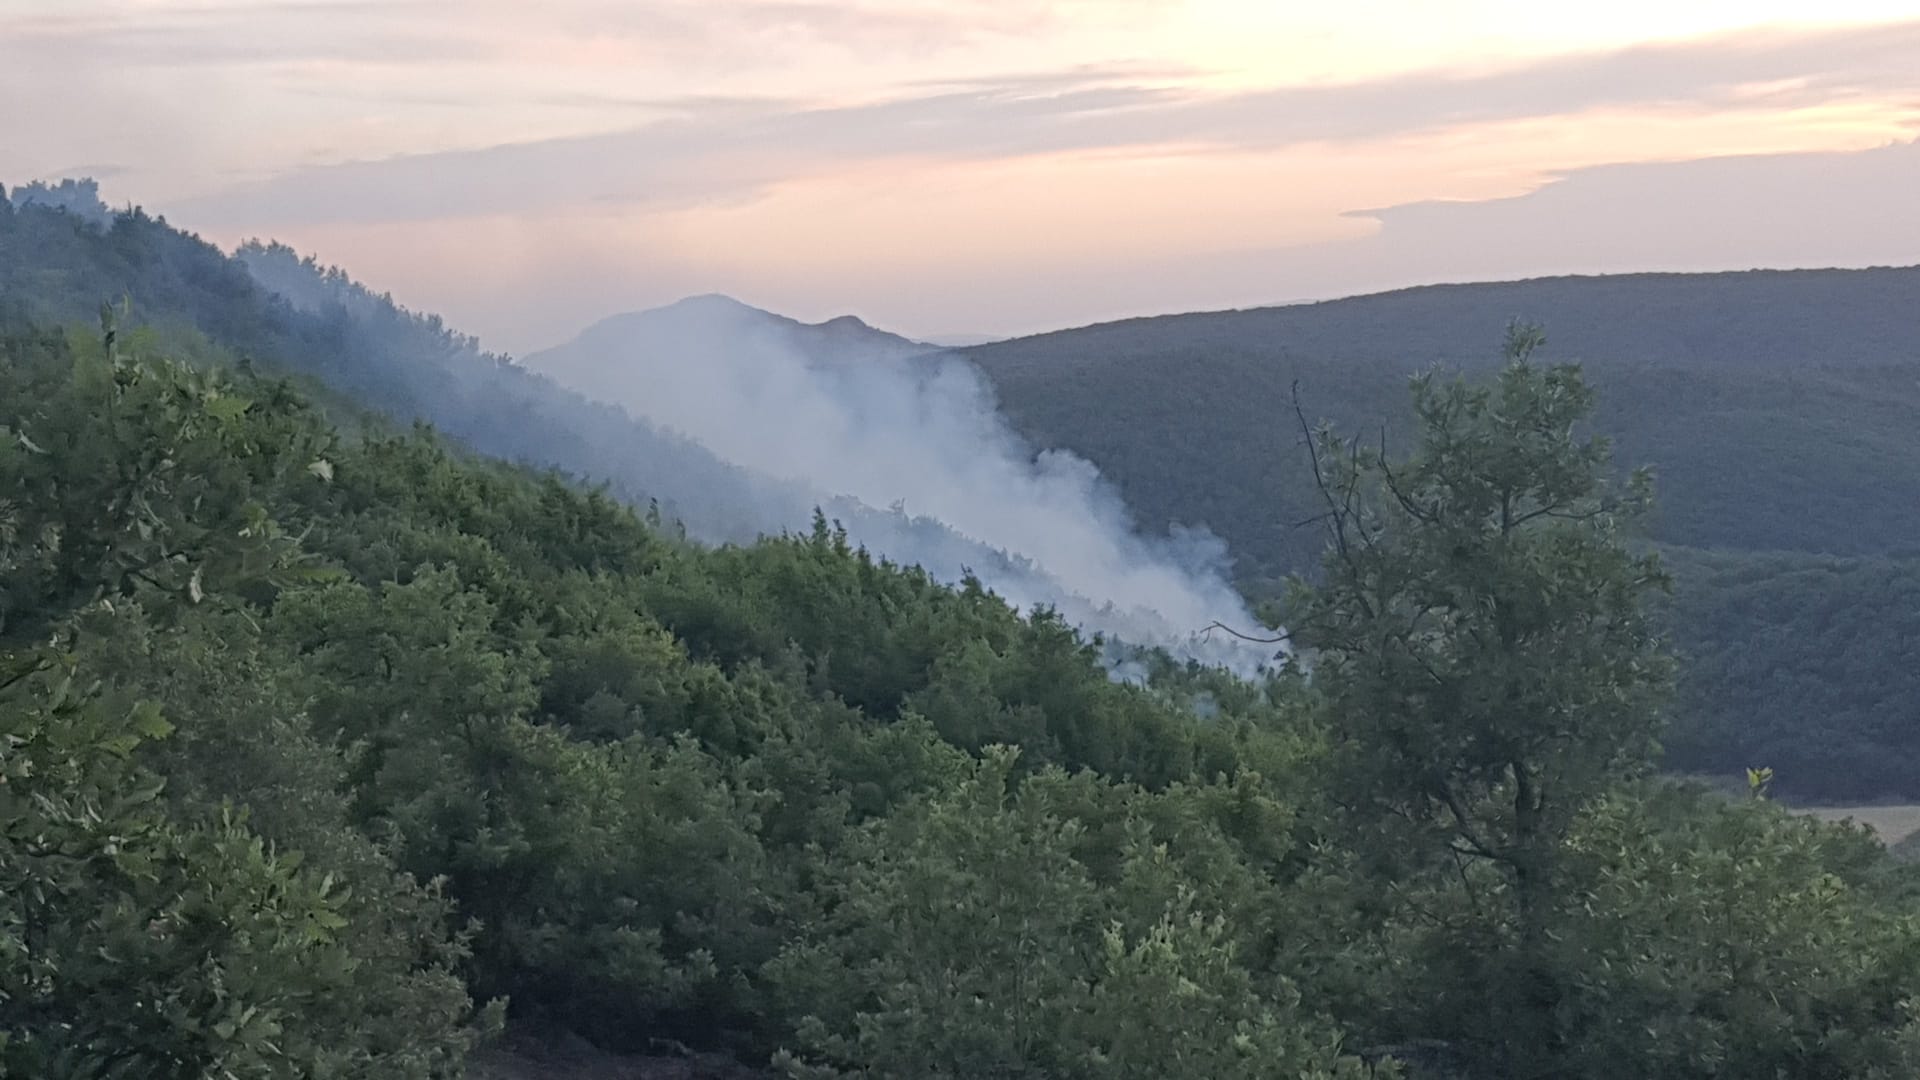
524,297,1278,676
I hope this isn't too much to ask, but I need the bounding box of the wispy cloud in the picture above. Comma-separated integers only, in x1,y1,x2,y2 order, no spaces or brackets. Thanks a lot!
1347,137,1920,273
0,0,1164,72
0,1,483,67
12,1,1916,356
173,19,1920,227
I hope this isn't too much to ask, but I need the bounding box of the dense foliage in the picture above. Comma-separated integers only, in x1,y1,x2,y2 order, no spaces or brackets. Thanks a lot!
8,187,1920,1076
9,186,1920,799
1659,547,1920,800
8,287,1920,1077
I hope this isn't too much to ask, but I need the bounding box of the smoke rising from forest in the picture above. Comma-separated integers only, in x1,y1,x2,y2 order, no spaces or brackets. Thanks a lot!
214,233,1272,676
523,296,1277,675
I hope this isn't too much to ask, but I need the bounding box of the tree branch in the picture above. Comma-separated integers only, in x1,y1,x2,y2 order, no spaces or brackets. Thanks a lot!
1435,780,1506,865
1199,620,1291,646
1293,381,1377,620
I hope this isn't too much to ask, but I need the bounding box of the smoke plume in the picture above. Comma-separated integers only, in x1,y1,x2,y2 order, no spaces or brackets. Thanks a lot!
523,296,1277,675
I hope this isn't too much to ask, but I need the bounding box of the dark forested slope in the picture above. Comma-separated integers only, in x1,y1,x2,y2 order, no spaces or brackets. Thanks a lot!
1660,547,1920,800
966,266,1920,570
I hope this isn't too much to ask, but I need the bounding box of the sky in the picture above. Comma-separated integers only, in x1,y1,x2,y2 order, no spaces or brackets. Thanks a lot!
4,0,1919,353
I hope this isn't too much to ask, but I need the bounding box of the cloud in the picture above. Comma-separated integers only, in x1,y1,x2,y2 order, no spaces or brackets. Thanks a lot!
170,18,1920,227
1339,136,1920,279
43,163,131,181
935,136,1920,333
0,1,486,68
0,0,1156,73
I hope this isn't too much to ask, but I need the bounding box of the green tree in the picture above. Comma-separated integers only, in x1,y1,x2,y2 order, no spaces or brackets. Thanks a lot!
0,649,485,1078
0,321,336,641
1547,785,1920,1078
1285,327,1674,1072
769,749,1372,1080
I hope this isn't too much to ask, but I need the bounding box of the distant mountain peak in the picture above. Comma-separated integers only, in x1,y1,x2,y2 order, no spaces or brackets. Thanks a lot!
526,297,936,387
666,293,759,314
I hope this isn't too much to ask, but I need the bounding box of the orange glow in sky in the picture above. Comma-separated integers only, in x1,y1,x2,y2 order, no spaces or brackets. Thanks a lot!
3,1,1917,349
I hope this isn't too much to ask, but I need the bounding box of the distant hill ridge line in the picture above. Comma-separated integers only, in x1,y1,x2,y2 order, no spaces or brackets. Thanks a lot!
959,263,1920,371
979,263,1920,345
572,264,1920,362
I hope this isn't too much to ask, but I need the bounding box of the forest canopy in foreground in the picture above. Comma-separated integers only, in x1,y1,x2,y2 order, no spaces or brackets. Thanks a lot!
8,307,1920,1079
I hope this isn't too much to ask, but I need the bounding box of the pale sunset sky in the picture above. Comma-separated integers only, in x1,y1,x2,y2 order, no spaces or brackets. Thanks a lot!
4,0,1918,352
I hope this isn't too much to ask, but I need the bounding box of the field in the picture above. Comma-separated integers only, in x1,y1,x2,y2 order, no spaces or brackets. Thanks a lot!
1802,805,1920,847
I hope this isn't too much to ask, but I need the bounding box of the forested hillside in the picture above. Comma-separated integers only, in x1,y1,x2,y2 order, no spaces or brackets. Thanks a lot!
1661,547,1920,799
963,272,1920,800
0,186,783,543
0,191,1269,674
965,268,1920,568
13,293,1920,1077
9,183,1918,802
0,184,1048,568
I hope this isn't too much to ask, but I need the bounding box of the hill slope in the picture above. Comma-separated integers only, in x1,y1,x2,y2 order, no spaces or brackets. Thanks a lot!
956,269,1920,799
522,276,1920,797
965,266,1920,572
9,185,1918,799
0,194,1278,669
12,289,1920,1080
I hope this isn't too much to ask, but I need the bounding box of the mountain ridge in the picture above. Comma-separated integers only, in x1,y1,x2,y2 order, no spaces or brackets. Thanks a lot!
967,263,1920,373
546,293,930,369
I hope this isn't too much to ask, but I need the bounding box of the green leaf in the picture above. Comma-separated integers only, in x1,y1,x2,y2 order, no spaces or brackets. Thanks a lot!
203,395,252,423
129,701,175,741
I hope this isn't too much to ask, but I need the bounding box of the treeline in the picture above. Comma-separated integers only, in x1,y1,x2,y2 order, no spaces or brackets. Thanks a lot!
9,314,1920,1078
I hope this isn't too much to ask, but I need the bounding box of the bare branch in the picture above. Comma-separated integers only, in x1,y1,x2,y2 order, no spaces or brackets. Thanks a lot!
1508,503,1605,528
1293,381,1379,619
1199,620,1291,646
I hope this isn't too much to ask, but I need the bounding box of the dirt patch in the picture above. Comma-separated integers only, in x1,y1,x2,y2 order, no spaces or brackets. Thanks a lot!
1802,805,1920,847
